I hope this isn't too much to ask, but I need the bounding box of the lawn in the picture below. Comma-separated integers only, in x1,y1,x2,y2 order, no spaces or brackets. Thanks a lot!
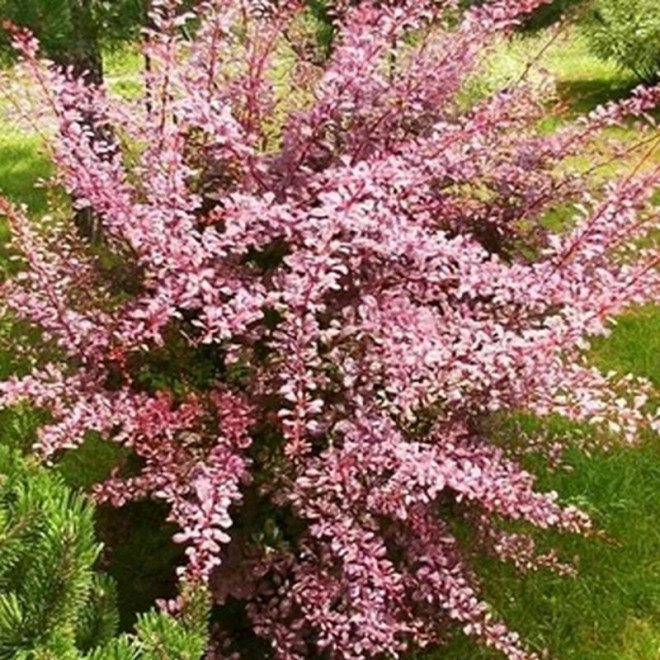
0,30,658,660
434,29,660,660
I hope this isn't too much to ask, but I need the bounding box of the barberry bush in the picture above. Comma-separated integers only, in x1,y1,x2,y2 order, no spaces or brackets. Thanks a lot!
0,0,659,658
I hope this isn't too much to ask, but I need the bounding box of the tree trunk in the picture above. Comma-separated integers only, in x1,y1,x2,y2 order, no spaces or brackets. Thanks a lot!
68,0,104,85
62,0,105,241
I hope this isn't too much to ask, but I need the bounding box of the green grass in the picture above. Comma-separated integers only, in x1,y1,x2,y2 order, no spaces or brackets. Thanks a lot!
431,30,660,660
0,129,51,212
0,44,141,213
104,45,144,99
424,301,660,660
430,439,660,660
469,29,637,115
0,127,51,266
432,317,660,658
591,306,660,387
0,32,658,659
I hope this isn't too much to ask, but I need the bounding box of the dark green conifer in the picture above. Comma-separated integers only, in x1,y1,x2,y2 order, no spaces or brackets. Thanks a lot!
0,447,209,659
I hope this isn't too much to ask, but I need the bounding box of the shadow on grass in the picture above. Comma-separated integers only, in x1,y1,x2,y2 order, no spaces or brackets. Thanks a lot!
556,77,638,115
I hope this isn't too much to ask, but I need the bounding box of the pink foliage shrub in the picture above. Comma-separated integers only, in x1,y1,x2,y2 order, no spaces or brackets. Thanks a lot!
1,0,659,657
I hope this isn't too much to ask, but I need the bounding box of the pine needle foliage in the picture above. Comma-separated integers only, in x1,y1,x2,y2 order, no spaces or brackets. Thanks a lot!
0,447,210,659
0,445,101,658
583,0,660,83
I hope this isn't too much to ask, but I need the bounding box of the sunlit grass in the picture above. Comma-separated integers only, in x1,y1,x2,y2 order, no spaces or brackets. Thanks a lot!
431,307,660,658
591,306,660,387
105,45,144,99
0,129,50,213
431,29,660,660
429,435,660,660
467,28,636,114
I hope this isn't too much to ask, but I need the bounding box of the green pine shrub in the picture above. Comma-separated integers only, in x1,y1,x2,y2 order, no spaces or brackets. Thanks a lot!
583,0,660,82
0,446,209,659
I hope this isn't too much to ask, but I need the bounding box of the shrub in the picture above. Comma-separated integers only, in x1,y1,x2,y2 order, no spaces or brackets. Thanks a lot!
0,1,659,658
583,0,660,83
459,0,585,31
0,446,210,659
